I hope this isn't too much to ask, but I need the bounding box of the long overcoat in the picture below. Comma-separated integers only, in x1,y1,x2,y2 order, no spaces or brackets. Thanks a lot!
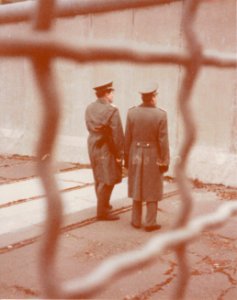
85,98,124,185
124,103,170,202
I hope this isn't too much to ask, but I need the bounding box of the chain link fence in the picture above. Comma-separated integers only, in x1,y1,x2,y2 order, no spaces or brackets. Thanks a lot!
0,0,236,299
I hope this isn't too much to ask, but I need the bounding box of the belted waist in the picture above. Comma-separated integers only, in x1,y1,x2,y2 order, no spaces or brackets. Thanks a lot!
134,141,156,148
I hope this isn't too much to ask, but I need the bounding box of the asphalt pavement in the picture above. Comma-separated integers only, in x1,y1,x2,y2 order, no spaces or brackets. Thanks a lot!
0,157,237,299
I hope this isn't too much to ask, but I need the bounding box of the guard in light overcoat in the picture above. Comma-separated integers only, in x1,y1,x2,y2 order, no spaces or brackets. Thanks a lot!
85,81,124,221
124,85,170,231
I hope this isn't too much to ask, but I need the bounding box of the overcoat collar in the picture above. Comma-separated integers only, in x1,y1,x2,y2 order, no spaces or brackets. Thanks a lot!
97,98,108,104
139,103,157,108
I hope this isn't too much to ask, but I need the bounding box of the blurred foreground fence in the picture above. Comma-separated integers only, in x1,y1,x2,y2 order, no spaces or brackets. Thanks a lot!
0,0,237,299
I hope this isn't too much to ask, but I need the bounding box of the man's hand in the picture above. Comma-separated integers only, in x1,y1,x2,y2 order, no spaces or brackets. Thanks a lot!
116,158,123,168
159,165,169,173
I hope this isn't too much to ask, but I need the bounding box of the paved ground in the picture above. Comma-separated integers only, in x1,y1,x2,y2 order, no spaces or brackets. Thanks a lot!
0,155,237,299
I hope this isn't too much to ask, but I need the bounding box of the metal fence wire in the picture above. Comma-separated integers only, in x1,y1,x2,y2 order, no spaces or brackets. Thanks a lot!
0,0,237,299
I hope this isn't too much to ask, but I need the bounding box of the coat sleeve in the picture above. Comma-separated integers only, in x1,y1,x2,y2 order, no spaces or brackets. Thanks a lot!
158,113,170,170
109,108,125,160
124,113,132,168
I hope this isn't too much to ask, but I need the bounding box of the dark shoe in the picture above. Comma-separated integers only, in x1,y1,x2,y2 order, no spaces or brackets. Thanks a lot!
144,224,161,232
131,222,141,229
97,214,120,221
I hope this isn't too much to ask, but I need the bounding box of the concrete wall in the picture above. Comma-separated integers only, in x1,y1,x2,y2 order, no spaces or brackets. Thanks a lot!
0,0,236,186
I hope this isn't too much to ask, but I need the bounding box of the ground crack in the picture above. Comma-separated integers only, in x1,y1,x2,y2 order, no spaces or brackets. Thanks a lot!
13,285,40,297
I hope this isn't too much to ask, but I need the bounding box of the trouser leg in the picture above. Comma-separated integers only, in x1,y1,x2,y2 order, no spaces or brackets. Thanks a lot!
96,182,114,217
132,200,142,227
104,184,114,208
145,201,158,227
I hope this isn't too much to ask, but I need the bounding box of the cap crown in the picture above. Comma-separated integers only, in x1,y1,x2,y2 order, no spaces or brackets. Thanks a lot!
139,83,158,96
93,81,114,92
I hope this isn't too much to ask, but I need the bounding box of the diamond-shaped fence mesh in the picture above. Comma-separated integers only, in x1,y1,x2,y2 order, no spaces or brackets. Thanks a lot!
0,0,236,299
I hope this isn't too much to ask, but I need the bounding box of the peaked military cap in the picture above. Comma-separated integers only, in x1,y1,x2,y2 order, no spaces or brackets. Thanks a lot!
93,81,114,92
139,83,158,96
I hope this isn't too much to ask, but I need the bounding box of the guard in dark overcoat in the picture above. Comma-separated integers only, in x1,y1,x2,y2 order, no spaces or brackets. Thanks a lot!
124,85,170,231
85,81,124,221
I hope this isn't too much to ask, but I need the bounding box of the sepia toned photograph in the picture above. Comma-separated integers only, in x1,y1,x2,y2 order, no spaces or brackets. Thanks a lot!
0,0,236,299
